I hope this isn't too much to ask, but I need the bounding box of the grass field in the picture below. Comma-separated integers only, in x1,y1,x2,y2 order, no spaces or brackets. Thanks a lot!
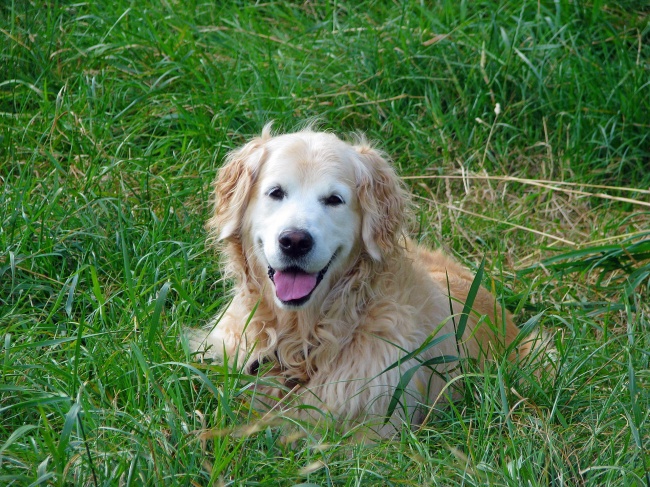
1,0,649,485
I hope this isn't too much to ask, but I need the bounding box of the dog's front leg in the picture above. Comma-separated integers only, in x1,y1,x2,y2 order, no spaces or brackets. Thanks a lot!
184,295,259,368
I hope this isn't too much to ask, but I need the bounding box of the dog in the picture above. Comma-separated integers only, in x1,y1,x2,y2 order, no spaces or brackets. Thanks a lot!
187,124,538,436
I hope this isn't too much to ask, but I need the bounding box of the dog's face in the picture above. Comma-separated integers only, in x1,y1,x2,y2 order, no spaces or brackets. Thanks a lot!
209,127,405,310
247,134,361,308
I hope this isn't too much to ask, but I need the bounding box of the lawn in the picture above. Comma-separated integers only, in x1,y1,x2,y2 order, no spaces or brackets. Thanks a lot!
1,0,649,485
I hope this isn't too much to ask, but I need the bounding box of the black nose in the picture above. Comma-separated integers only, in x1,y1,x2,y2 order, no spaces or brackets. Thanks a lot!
278,229,314,258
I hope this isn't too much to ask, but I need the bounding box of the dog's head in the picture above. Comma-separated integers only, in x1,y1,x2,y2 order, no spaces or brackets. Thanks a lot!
207,125,407,309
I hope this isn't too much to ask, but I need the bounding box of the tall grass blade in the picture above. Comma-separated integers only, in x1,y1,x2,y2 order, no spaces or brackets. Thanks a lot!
0,425,38,456
64,272,79,319
58,402,81,469
384,356,458,425
456,257,485,340
148,281,171,346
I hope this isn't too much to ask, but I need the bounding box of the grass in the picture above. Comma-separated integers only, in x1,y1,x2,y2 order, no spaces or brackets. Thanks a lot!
1,0,649,485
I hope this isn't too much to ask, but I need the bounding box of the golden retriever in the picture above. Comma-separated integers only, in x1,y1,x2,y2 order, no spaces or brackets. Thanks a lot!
188,124,537,435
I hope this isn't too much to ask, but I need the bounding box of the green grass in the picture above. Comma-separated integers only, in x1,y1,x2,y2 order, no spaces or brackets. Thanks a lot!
1,0,649,485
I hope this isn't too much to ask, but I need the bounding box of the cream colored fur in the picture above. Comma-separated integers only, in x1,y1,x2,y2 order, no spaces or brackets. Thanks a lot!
188,125,535,435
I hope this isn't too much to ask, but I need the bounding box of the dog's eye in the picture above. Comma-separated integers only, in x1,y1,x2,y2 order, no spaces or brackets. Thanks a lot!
323,194,345,206
267,187,286,200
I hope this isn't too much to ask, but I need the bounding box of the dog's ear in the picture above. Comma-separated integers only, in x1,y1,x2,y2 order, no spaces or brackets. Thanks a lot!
206,130,270,242
353,144,407,261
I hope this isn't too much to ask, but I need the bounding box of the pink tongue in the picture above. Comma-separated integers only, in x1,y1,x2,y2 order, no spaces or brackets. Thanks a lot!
274,270,318,301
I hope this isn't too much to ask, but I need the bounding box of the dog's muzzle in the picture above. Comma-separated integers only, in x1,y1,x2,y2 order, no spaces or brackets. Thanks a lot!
268,253,336,306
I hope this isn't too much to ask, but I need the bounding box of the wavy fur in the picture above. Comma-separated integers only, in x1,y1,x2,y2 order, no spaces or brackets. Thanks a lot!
189,126,538,435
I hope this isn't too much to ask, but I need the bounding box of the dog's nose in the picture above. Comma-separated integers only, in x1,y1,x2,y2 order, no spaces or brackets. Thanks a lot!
278,229,314,258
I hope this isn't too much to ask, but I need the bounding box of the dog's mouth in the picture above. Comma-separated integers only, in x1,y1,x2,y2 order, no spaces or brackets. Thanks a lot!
267,254,336,306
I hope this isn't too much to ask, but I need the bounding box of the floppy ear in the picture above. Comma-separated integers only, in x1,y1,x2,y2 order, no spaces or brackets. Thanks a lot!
353,144,408,261
206,133,268,242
